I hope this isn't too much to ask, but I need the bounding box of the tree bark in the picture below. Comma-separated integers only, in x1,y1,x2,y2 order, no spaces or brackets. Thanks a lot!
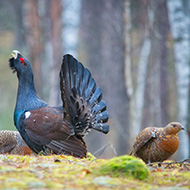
8,0,26,48
131,37,151,141
141,0,170,129
157,0,170,126
49,0,63,106
124,0,133,99
130,0,151,142
167,0,190,159
24,0,43,95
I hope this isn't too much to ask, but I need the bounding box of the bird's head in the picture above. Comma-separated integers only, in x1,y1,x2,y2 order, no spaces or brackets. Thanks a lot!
9,50,32,77
164,122,185,135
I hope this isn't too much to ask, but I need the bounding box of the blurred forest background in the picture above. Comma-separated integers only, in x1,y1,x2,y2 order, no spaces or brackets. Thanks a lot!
0,0,190,160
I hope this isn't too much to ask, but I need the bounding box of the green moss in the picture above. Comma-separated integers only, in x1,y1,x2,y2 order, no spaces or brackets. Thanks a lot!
98,155,149,180
86,152,96,160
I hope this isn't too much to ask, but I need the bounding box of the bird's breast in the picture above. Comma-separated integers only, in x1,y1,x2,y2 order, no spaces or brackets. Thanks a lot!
158,134,179,154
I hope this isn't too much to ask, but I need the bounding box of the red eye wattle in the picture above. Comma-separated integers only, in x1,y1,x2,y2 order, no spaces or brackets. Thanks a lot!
19,57,25,66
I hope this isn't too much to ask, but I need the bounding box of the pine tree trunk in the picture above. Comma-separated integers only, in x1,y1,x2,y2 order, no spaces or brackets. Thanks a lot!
157,0,170,126
24,0,43,95
49,0,63,106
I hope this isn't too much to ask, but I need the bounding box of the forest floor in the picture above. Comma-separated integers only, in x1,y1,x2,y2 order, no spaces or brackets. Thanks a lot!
0,153,189,189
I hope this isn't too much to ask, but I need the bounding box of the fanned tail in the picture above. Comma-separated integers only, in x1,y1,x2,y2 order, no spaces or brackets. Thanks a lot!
60,54,109,136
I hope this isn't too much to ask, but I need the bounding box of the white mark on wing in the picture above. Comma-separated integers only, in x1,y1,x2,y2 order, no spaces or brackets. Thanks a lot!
25,111,31,119
151,130,156,138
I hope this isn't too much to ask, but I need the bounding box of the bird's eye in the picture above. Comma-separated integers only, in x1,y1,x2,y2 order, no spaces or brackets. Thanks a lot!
173,125,176,127
19,57,25,66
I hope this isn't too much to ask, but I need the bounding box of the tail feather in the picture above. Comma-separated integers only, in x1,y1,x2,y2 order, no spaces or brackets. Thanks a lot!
80,69,91,97
89,87,102,106
60,54,109,136
94,123,109,133
85,77,96,100
92,100,107,113
47,136,87,158
95,110,109,123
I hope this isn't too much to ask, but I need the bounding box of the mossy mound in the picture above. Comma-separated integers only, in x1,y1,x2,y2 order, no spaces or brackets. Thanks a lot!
98,155,149,180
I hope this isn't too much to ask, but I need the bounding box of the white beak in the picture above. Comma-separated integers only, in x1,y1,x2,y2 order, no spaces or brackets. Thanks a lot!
11,50,20,59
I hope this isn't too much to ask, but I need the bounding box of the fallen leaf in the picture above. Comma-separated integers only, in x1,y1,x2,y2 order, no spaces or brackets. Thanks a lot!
79,169,90,178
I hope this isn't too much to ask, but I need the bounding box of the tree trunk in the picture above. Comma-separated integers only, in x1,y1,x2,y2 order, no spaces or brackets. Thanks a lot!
62,0,81,56
49,0,63,106
141,0,171,129
24,0,43,95
130,37,151,141
157,0,170,126
167,0,190,159
8,0,26,49
130,0,151,143
124,0,133,99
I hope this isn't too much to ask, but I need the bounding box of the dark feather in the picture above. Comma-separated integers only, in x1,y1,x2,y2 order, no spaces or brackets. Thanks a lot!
60,54,109,136
47,135,87,158
9,58,16,73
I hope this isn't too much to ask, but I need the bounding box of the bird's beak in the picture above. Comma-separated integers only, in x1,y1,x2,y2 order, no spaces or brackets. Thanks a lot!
181,126,185,130
11,50,20,59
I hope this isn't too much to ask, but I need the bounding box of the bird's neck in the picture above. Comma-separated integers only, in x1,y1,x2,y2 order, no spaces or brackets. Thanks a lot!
14,74,47,126
163,127,178,135
16,76,37,106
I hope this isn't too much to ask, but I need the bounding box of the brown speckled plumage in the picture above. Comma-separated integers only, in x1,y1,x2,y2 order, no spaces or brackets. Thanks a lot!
129,122,184,163
0,130,32,155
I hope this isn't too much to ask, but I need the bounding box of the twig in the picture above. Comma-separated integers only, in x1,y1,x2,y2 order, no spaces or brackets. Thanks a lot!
147,159,190,171
93,143,117,158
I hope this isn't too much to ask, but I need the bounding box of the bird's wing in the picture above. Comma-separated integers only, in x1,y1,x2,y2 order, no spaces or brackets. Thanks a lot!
23,107,74,145
19,107,87,157
129,127,159,156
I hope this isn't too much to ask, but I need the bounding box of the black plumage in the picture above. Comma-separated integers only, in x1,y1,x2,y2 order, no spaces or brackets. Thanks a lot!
9,50,109,158
60,55,109,135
